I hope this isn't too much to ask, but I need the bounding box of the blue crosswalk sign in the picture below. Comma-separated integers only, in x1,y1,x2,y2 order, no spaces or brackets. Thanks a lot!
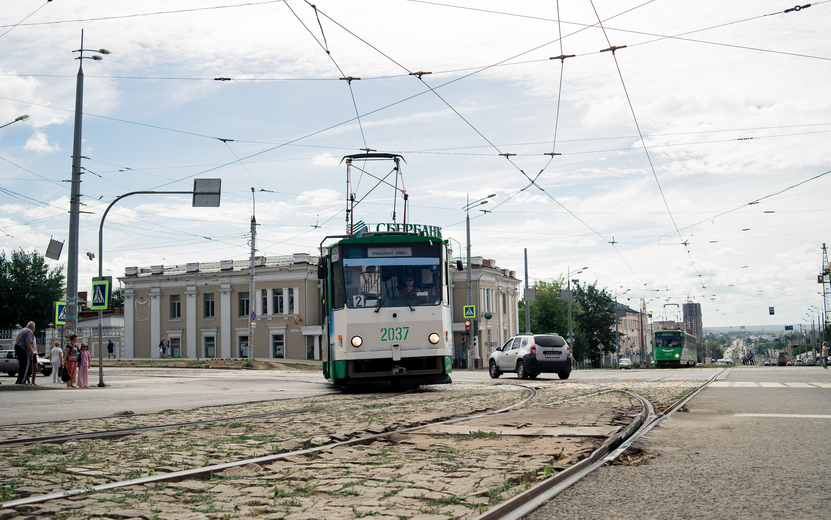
463,305,476,318
90,277,112,311
55,301,66,325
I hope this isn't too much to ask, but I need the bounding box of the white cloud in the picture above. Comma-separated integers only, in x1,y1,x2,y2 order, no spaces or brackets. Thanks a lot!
23,132,60,153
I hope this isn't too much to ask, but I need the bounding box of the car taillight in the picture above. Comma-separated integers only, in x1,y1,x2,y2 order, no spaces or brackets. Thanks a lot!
530,345,536,355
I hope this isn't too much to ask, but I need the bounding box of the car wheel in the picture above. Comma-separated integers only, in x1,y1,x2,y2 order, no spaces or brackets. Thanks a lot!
558,371,570,380
489,361,501,379
516,361,528,379
7,371,16,378
42,368,52,377
528,373,538,379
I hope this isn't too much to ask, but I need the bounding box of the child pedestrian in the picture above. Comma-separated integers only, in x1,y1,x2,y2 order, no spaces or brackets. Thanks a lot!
78,343,91,388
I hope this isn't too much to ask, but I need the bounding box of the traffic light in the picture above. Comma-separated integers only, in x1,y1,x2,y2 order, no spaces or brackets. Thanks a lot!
464,320,471,337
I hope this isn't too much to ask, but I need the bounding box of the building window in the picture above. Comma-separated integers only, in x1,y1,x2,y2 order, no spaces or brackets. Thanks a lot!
306,336,315,360
170,294,181,319
502,292,507,314
239,292,250,318
261,290,268,315
272,289,284,314
204,336,216,358
238,335,249,358
204,293,215,318
272,334,285,358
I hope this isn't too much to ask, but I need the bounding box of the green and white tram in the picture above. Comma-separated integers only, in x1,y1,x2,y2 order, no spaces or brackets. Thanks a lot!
318,232,454,387
653,329,699,368
317,152,454,388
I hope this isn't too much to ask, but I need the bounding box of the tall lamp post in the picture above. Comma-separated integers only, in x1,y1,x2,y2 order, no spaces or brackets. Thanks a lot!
95,180,221,386
0,114,30,130
66,30,110,341
463,193,495,369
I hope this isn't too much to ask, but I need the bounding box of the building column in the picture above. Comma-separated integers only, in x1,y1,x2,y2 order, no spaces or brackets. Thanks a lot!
124,288,135,358
219,283,232,358
150,287,161,359
185,285,197,359
266,288,273,316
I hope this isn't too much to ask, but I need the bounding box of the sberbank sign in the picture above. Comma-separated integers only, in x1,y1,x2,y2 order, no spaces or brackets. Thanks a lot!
365,222,442,238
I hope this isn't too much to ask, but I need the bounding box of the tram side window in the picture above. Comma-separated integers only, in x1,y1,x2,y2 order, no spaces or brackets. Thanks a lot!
332,257,345,309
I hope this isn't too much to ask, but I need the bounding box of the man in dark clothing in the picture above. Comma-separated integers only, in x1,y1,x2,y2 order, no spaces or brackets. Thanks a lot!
14,322,35,385
107,339,114,359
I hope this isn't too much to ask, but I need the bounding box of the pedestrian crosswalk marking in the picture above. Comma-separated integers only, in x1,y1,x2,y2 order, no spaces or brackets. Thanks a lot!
709,382,829,388
735,413,831,419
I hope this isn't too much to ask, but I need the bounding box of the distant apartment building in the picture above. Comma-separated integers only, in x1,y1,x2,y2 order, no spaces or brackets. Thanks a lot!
614,302,651,362
683,302,703,341
120,253,521,364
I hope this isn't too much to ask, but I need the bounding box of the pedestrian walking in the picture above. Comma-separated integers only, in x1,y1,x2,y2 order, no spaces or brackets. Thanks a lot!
78,343,90,387
27,336,38,386
822,341,829,369
159,337,167,358
107,339,114,359
50,341,64,383
64,334,80,388
14,322,35,385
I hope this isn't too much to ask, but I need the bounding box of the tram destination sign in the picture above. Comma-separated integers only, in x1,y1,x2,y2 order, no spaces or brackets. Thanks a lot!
364,222,442,238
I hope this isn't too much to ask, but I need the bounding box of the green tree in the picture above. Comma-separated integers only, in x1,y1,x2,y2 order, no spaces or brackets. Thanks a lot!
0,249,65,329
111,285,124,308
572,282,617,364
517,278,568,337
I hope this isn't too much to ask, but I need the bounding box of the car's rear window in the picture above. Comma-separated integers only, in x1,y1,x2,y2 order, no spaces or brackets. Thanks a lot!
534,335,565,348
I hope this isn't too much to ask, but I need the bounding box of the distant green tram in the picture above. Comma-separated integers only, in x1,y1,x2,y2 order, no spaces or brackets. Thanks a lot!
653,329,699,368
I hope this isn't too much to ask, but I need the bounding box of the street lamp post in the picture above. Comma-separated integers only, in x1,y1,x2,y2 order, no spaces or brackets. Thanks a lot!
95,180,221,386
66,30,110,341
463,193,495,369
0,114,30,130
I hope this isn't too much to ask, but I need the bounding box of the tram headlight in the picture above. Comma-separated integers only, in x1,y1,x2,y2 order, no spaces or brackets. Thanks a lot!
428,332,441,345
351,336,363,348
675,353,680,358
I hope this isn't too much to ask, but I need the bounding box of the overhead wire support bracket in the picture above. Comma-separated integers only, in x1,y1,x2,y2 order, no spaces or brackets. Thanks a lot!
499,153,516,158
409,71,432,79
214,77,231,81
550,54,575,61
544,152,562,157
339,76,360,84
600,45,627,54
784,4,811,13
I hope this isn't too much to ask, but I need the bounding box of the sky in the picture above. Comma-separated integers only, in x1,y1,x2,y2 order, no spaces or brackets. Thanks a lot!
1,0,830,331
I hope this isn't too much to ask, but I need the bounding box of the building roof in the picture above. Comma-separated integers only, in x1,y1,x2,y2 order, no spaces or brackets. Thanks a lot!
120,253,315,280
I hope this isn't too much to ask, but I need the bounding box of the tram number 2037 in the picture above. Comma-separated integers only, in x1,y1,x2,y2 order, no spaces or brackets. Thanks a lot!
381,326,410,341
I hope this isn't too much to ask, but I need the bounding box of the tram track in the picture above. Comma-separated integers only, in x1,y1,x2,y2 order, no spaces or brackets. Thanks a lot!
0,375,713,518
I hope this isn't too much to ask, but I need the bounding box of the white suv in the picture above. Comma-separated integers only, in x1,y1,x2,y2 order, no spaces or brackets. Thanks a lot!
489,333,572,380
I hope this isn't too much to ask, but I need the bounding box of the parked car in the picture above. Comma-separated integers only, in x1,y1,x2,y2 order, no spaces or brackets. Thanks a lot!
1,349,53,377
805,357,816,366
618,358,632,369
794,359,804,366
489,333,572,380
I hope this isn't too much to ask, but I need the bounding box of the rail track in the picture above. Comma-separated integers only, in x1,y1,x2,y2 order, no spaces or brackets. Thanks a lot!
0,373,722,519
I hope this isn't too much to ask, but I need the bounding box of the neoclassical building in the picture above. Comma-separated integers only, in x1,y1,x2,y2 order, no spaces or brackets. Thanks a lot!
120,253,522,363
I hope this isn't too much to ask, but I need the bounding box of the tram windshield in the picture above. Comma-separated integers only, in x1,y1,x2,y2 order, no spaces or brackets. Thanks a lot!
655,331,682,350
334,242,444,309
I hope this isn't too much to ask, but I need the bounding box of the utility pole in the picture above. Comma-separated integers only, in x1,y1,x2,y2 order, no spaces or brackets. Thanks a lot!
247,188,256,367
524,249,531,333
66,30,109,339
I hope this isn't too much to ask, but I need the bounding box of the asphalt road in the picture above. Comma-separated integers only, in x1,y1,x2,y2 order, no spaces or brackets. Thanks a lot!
527,365,831,520
1,365,722,425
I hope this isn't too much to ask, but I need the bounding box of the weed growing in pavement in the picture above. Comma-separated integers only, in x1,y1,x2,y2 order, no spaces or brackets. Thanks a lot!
381,488,400,500
25,444,63,456
0,480,21,502
352,505,380,517
419,505,452,516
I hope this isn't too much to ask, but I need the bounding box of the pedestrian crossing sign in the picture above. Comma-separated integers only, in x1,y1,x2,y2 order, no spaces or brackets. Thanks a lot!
463,305,476,319
90,277,112,311
55,301,66,325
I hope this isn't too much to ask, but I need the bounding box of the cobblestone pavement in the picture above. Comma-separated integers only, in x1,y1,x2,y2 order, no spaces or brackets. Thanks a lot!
0,379,700,519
